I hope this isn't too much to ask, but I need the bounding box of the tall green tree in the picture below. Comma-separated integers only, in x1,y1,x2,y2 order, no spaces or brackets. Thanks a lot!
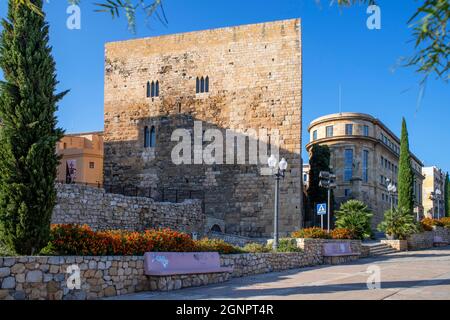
445,172,450,217
307,144,332,226
397,118,415,214
0,0,66,254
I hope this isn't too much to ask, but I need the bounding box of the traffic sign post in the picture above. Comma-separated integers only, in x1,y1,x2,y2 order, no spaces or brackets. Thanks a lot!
317,203,327,229
319,171,337,232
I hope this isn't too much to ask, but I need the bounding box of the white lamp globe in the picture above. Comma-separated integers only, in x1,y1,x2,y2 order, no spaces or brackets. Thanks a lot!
279,158,288,171
268,155,277,168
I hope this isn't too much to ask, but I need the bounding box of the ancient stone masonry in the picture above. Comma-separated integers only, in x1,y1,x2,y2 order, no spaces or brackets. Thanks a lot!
52,184,205,234
1,239,366,300
103,19,303,237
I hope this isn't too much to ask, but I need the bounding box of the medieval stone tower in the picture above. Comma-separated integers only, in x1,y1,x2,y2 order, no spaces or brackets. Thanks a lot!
104,19,302,237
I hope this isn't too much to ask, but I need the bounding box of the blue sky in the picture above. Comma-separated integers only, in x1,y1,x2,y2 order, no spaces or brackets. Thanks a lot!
0,0,449,172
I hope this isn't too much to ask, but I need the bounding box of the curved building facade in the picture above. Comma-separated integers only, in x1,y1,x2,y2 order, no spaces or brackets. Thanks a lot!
306,113,424,227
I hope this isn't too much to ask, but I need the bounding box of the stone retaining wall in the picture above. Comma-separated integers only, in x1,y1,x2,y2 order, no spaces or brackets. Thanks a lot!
53,184,205,234
220,252,320,278
381,240,408,251
1,239,365,300
407,227,450,250
295,238,363,263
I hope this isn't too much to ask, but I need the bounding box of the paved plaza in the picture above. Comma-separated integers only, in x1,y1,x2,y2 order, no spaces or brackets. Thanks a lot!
111,247,450,300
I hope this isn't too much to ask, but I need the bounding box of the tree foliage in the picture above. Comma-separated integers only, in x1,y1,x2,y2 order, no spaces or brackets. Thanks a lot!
377,207,418,240
0,0,66,254
335,200,373,240
398,118,415,214
307,144,331,223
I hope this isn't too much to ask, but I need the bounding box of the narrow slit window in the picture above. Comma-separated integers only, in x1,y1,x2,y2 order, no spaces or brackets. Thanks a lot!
150,81,155,98
150,126,156,148
196,77,200,93
200,77,205,93
155,81,159,97
146,82,151,97
205,76,209,92
144,126,150,148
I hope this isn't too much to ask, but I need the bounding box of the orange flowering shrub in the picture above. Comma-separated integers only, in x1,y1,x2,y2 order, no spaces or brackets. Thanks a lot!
438,217,450,228
420,218,445,231
291,227,331,239
50,225,196,256
330,228,355,240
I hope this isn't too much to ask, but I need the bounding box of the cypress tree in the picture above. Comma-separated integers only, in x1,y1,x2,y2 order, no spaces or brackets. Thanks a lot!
0,0,66,254
445,172,450,217
397,118,414,214
307,144,332,226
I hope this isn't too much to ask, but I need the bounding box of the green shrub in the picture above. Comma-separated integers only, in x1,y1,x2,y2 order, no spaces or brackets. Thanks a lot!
242,242,271,253
195,238,243,254
291,227,330,239
378,207,418,240
335,200,373,240
276,239,302,253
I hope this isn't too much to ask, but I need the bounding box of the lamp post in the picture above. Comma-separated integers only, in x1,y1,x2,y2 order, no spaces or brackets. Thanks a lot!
268,155,288,252
436,189,442,219
386,178,397,212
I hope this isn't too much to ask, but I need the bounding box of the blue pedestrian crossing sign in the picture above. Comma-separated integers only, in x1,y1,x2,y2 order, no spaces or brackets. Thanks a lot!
316,203,327,215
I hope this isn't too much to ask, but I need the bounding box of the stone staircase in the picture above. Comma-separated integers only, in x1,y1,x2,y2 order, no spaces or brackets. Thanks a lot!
362,241,398,256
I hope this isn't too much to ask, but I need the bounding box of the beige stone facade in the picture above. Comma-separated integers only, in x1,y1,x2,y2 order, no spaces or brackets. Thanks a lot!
103,19,303,237
56,132,104,187
422,166,446,218
306,113,424,227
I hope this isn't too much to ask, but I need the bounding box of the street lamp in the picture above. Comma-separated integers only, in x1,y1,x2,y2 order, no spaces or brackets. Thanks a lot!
268,155,288,251
435,189,442,219
386,178,397,212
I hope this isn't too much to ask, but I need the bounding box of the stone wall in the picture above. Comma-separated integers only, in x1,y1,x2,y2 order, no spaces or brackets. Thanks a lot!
407,227,450,250
220,252,320,278
53,184,205,234
0,256,149,300
1,239,365,300
295,238,363,263
206,232,268,247
104,19,303,238
381,240,408,251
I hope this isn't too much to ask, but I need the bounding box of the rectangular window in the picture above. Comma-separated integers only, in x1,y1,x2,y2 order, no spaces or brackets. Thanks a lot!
89,162,95,169
313,130,318,141
326,126,334,138
344,149,353,182
380,156,384,167
345,124,353,135
344,189,352,197
363,125,369,137
362,150,369,182
303,174,308,182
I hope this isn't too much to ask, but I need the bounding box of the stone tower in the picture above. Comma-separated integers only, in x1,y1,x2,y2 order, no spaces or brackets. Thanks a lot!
104,19,303,237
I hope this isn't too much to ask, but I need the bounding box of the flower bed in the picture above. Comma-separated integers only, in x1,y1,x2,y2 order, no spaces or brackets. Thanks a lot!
48,224,241,256
291,227,355,240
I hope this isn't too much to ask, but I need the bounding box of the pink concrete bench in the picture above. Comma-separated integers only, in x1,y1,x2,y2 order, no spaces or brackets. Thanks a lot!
323,242,360,257
433,236,449,247
144,252,233,276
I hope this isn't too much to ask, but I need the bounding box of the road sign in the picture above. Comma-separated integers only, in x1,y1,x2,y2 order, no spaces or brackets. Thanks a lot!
317,203,327,215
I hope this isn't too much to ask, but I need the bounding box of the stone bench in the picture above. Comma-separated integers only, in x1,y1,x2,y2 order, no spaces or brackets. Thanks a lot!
144,252,233,291
433,236,449,247
323,242,360,265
